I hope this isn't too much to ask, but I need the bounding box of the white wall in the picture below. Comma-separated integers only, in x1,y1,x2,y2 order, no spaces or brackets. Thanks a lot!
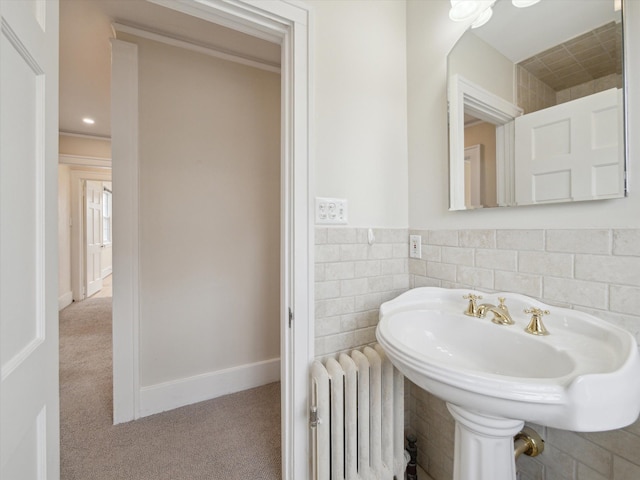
309,0,408,228
408,0,640,230
448,31,514,104
131,36,281,391
58,164,72,310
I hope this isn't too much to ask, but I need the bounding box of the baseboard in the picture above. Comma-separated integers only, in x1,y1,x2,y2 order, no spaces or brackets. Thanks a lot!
101,267,112,278
138,357,280,418
58,291,73,311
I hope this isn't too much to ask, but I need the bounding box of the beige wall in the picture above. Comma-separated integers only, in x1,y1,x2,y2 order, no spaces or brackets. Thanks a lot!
308,0,408,228
407,0,640,230
59,134,111,159
464,122,497,208
132,36,281,387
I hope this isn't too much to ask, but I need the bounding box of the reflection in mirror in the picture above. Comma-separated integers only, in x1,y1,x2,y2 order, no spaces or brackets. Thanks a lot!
447,0,626,210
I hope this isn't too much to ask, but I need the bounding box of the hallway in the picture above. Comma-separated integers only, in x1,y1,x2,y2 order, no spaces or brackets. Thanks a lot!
59,298,281,480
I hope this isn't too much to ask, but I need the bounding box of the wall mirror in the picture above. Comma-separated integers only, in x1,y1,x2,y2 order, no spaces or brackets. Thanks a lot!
447,0,627,210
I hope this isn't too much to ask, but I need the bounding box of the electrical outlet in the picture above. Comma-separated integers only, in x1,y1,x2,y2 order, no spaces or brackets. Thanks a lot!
409,235,422,259
315,197,348,224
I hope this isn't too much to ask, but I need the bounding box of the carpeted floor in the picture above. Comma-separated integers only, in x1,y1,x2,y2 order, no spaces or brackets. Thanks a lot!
59,297,281,480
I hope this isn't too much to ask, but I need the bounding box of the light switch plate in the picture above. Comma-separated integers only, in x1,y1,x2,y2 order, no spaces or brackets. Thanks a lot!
315,197,348,224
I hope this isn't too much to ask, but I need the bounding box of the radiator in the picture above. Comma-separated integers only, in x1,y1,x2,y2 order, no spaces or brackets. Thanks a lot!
310,344,406,480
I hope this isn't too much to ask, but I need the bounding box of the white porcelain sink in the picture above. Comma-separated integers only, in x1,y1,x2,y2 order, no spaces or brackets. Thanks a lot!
376,287,640,480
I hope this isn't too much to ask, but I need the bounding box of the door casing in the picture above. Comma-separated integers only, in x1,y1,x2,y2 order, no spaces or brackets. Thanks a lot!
111,2,314,479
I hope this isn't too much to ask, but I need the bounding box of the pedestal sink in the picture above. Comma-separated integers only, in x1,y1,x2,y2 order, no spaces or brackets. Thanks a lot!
376,287,640,480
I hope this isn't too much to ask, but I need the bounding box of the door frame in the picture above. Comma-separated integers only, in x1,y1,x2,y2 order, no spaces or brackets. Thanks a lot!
448,73,522,210
111,2,313,479
67,168,112,302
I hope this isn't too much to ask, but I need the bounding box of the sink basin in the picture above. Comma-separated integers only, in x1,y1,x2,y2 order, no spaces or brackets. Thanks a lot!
376,287,640,432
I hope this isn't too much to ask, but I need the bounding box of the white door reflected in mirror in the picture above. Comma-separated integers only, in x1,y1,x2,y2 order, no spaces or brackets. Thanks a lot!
447,0,627,210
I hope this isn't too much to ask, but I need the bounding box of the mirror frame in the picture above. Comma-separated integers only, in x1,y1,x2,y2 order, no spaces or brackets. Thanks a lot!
447,0,628,211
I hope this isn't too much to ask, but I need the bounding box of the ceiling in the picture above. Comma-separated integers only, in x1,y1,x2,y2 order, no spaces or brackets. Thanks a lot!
61,0,622,139
471,0,620,64
59,0,281,138
518,21,621,92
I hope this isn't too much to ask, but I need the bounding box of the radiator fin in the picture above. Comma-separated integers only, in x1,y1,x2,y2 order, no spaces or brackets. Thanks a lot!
311,344,405,480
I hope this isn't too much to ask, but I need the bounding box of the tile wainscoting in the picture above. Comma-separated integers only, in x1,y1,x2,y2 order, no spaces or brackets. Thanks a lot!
315,227,410,359
315,227,412,429
315,227,640,480
408,228,640,480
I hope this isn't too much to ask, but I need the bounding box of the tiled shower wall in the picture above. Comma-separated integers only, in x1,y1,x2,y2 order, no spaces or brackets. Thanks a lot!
408,228,640,480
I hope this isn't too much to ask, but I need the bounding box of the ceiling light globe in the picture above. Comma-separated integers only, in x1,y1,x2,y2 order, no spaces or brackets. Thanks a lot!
449,0,482,22
471,6,493,28
512,0,541,7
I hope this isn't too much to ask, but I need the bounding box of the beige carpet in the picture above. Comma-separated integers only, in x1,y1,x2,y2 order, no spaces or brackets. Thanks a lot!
59,297,281,480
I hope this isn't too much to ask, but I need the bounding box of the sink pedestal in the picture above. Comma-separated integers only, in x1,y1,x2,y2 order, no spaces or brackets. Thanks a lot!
447,404,524,480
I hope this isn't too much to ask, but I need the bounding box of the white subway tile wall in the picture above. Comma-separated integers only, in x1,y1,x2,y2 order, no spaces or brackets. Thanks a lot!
405,228,640,480
315,227,640,480
314,227,409,360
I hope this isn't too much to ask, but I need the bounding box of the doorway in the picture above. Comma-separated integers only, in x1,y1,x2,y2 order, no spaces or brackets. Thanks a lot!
84,179,112,298
60,1,312,478
66,168,113,303
2,0,310,478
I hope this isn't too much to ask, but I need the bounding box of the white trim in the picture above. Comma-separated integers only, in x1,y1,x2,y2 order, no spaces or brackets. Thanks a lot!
59,130,111,141
496,121,516,207
113,22,281,74
59,154,111,168
58,291,73,311
111,2,313,478
139,358,281,417
622,0,633,195
69,169,113,302
111,38,141,424
101,266,113,278
147,0,287,43
449,74,522,211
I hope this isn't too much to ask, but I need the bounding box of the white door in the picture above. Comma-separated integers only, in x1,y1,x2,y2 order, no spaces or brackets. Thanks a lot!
515,88,623,205
101,185,112,278
1,1,60,479
85,180,103,297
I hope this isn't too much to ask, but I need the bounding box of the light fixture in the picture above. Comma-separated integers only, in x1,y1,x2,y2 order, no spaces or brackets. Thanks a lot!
82,117,95,125
450,0,541,29
471,6,493,28
449,0,484,22
449,1,496,26
512,0,540,7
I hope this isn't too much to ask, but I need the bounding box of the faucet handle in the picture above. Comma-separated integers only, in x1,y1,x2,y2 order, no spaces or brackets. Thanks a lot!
498,297,507,309
524,307,551,336
463,293,482,301
463,293,482,316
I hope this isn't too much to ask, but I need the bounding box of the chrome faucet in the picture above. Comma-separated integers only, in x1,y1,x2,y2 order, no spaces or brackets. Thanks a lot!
464,294,515,326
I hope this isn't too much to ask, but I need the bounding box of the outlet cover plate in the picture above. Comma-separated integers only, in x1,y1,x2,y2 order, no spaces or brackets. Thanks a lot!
409,235,422,259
